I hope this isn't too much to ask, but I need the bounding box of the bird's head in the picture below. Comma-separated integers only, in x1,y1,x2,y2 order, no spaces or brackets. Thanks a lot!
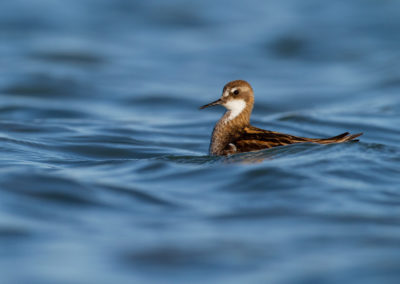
200,80,254,116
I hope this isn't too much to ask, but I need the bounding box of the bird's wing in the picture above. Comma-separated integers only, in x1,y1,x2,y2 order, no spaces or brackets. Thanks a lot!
233,126,308,149
229,126,362,153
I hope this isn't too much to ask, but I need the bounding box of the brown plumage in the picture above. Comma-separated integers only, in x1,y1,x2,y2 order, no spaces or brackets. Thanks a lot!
200,80,363,156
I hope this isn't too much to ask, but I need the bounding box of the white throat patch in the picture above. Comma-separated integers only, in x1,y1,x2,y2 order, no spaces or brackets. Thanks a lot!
224,99,246,121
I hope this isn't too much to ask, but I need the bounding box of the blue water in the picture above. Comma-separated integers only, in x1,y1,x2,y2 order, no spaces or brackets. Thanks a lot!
1,0,400,283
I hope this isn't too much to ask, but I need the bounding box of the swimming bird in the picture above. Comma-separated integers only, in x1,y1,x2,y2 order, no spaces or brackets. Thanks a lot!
200,80,362,156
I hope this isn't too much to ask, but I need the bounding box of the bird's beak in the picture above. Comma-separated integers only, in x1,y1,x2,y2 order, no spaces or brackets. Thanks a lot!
199,99,223,109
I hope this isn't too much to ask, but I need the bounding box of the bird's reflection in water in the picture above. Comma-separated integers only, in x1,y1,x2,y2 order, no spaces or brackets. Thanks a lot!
223,143,326,164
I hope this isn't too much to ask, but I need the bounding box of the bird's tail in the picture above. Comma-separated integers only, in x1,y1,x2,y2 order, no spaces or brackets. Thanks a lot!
311,132,363,144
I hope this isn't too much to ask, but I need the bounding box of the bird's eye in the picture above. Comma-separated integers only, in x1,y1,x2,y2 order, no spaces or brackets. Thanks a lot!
233,89,239,95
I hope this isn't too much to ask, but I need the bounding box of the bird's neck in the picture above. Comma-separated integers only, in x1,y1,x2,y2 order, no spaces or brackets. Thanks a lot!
209,103,253,155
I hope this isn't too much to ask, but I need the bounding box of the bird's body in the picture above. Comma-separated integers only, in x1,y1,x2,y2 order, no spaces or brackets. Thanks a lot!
200,80,362,156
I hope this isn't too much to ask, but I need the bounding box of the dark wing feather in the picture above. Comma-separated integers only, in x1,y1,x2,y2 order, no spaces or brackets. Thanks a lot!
228,126,362,154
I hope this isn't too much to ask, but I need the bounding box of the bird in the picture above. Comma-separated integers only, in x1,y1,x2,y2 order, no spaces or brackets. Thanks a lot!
200,80,362,156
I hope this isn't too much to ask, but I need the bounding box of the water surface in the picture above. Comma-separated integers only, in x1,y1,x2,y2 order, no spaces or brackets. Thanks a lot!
1,1,400,283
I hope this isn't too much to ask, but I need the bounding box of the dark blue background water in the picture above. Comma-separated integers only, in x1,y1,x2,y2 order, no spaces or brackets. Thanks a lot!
1,1,400,283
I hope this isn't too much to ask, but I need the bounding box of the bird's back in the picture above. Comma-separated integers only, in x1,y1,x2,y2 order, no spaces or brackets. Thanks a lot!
225,126,362,154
